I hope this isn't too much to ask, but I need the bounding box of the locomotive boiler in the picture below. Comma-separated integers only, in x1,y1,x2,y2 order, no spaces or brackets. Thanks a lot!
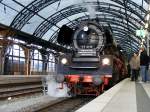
56,21,127,96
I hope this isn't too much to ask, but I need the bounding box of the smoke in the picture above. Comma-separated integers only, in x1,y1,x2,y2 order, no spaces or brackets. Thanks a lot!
46,76,70,97
85,4,96,19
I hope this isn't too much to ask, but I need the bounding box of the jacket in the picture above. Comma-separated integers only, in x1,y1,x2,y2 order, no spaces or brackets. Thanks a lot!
129,56,140,70
140,51,149,66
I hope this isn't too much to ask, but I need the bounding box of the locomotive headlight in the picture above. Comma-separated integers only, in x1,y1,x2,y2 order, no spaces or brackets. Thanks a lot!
102,58,110,65
61,58,68,64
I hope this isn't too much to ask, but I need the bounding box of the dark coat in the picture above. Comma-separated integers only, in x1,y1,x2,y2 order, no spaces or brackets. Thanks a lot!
140,51,149,66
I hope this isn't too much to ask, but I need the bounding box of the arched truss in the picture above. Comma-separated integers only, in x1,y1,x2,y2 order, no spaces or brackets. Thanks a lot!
117,43,138,53
144,0,150,3
118,43,138,53
114,33,141,52
50,17,141,46
120,43,138,52
49,13,139,36
10,0,146,29
114,32,139,45
32,2,144,39
38,13,140,43
114,34,139,50
9,0,147,54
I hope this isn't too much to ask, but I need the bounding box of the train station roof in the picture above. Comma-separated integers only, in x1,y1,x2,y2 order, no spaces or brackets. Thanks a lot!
0,0,149,54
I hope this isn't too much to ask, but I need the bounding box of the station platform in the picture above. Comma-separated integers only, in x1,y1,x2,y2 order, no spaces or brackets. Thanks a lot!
76,78,150,112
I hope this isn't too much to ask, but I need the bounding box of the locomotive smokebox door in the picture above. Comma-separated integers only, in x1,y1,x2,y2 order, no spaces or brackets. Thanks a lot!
73,21,105,52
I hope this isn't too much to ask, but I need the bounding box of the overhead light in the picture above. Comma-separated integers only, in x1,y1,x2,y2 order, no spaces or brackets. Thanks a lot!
149,6,150,11
83,26,88,31
140,44,143,47
142,39,145,42
145,23,149,29
146,14,150,21
141,40,144,45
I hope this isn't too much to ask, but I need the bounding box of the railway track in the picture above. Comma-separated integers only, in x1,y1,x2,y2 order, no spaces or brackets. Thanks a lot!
36,96,95,112
0,77,43,100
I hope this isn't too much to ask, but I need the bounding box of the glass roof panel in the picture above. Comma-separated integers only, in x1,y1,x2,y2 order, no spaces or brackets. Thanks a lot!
0,0,33,25
100,0,123,7
15,0,33,6
2,0,23,11
0,0,147,27
42,30,55,41
51,26,59,32
132,0,148,9
0,4,18,25
38,2,58,19
57,0,82,11
56,19,70,28
67,13,86,21
21,15,43,34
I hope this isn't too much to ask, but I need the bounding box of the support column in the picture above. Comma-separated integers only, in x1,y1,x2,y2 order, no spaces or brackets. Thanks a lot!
0,46,8,75
42,55,48,75
24,47,31,76
0,48,3,74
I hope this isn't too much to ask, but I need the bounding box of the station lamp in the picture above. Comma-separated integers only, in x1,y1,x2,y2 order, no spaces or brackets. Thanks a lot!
83,26,89,31
145,23,149,29
148,6,150,11
146,14,150,21
142,38,145,42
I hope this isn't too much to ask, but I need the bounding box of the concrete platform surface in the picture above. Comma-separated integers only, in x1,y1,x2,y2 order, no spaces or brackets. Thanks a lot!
76,78,150,112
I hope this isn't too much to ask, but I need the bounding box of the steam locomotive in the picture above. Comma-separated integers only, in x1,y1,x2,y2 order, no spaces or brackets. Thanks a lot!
56,21,127,96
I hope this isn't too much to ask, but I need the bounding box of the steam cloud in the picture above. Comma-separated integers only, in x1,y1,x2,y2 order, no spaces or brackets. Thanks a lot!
84,0,96,19
46,76,70,97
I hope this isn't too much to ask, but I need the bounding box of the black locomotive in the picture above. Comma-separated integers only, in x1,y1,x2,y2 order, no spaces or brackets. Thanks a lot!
56,21,127,96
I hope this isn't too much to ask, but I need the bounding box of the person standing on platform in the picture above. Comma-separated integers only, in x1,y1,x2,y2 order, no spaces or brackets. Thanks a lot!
127,61,131,77
129,53,140,81
140,48,149,82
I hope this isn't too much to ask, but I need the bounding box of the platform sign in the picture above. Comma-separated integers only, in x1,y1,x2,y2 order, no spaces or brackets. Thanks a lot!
136,30,147,38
